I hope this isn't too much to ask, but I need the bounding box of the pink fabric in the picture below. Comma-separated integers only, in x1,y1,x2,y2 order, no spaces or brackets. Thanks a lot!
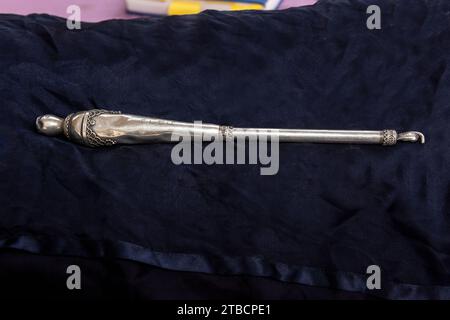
0,0,317,22
278,0,317,10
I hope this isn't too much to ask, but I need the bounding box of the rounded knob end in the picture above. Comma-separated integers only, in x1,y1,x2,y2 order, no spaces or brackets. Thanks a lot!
36,114,64,136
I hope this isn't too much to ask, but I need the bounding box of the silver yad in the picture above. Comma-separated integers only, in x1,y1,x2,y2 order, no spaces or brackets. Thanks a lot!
36,109,425,147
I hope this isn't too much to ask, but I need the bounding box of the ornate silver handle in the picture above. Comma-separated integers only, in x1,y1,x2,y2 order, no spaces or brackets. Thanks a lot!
36,109,425,147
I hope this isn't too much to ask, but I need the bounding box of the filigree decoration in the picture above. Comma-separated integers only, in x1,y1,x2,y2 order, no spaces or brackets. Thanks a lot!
63,113,73,140
84,109,121,147
382,129,397,146
219,125,234,141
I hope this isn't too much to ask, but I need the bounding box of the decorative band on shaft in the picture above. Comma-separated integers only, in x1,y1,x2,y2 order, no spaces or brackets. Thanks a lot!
219,125,234,141
63,113,73,140
381,129,397,146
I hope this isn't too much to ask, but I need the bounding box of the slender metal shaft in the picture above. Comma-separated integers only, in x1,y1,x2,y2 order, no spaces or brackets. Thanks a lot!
35,109,425,147
233,128,383,144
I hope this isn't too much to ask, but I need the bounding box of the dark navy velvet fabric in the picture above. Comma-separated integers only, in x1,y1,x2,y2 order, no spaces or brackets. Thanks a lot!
0,250,376,299
0,0,449,299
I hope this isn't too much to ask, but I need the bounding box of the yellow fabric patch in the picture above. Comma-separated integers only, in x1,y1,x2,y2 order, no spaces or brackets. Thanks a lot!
230,3,263,10
169,1,202,15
